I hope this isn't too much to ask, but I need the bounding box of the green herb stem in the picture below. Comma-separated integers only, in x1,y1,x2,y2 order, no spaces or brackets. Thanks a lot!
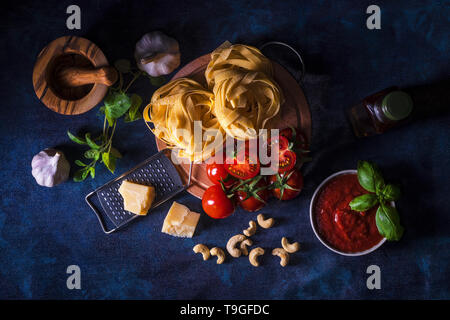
124,72,142,93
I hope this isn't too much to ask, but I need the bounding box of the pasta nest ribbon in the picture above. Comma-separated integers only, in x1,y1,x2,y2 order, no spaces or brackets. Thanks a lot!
205,44,284,140
145,78,224,162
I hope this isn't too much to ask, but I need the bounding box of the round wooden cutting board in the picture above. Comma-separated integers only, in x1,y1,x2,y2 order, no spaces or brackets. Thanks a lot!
154,54,312,199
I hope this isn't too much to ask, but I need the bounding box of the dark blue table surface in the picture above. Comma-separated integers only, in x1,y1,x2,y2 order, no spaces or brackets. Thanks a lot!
0,0,449,299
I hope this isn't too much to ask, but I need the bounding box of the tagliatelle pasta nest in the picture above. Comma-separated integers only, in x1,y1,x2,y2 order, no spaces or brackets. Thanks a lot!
144,78,224,162
205,44,284,140
211,69,283,140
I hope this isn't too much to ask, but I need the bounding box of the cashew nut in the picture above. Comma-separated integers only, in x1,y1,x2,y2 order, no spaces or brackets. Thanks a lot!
249,247,265,267
226,234,247,258
243,220,257,237
281,237,300,253
239,239,253,256
257,214,274,229
193,244,210,261
210,247,226,264
272,248,290,267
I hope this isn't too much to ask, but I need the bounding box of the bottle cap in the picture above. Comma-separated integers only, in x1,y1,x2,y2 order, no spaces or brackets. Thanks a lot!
382,91,413,121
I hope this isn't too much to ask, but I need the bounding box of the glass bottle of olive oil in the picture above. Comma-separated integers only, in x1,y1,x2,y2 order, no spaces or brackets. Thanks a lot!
348,87,414,137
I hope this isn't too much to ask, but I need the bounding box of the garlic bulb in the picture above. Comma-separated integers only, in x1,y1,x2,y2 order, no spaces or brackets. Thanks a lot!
135,31,180,77
31,149,70,187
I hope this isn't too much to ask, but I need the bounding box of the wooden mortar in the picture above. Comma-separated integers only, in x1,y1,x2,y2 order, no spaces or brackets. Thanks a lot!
33,36,118,115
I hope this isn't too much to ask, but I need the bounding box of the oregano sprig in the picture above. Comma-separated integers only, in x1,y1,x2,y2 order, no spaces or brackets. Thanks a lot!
349,160,404,241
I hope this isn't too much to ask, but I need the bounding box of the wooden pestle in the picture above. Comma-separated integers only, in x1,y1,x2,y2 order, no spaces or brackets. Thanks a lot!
57,66,118,87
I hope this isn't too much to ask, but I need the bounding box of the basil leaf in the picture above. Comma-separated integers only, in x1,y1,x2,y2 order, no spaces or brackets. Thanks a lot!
104,91,132,119
89,167,95,179
84,133,100,150
67,131,86,145
75,160,87,167
349,193,378,211
131,93,142,109
381,184,401,201
84,149,99,160
357,160,385,193
150,76,166,87
376,202,404,241
110,147,123,159
73,168,88,182
102,152,116,174
125,94,143,122
114,59,131,73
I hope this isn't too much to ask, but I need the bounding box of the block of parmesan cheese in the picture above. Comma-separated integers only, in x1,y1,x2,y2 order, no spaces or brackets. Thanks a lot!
118,180,155,215
162,201,200,238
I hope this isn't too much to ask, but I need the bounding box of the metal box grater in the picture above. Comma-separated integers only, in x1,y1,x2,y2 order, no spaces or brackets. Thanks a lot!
85,149,192,234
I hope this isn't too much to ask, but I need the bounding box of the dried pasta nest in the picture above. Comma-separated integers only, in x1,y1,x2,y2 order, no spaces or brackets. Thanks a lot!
146,78,224,162
205,44,284,140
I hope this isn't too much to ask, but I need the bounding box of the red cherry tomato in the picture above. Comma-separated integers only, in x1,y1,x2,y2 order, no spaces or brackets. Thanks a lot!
267,135,297,173
268,135,289,152
277,150,297,173
225,149,260,180
269,169,304,200
279,127,295,141
279,127,311,166
280,127,309,150
206,162,236,187
236,177,269,212
202,185,235,219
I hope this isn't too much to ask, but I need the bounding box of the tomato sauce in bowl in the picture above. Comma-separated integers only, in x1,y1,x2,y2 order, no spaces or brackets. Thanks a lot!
310,171,385,255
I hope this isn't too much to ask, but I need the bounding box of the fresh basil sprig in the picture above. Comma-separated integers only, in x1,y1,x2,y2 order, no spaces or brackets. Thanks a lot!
67,59,166,182
349,160,404,241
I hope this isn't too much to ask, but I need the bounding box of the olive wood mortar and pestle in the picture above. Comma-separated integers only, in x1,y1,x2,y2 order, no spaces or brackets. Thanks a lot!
33,36,118,115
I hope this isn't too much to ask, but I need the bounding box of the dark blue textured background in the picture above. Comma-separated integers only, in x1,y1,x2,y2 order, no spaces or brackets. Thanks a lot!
0,0,449,299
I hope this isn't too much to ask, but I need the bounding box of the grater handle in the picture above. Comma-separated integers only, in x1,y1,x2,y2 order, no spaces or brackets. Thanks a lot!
85,192,117,234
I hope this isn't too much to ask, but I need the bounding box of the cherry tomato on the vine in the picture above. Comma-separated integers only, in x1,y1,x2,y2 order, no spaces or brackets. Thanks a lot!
267,135,297,173
279,127,309,151
277,150,296,173
269,169,304,200
224,149,260,180
206,162,236,187
202,184,235,219
268,135,290,152
236,176,269,212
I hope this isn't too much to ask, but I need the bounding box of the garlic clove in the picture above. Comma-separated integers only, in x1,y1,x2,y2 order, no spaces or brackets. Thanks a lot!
135,31,181,77
31,149,70,187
